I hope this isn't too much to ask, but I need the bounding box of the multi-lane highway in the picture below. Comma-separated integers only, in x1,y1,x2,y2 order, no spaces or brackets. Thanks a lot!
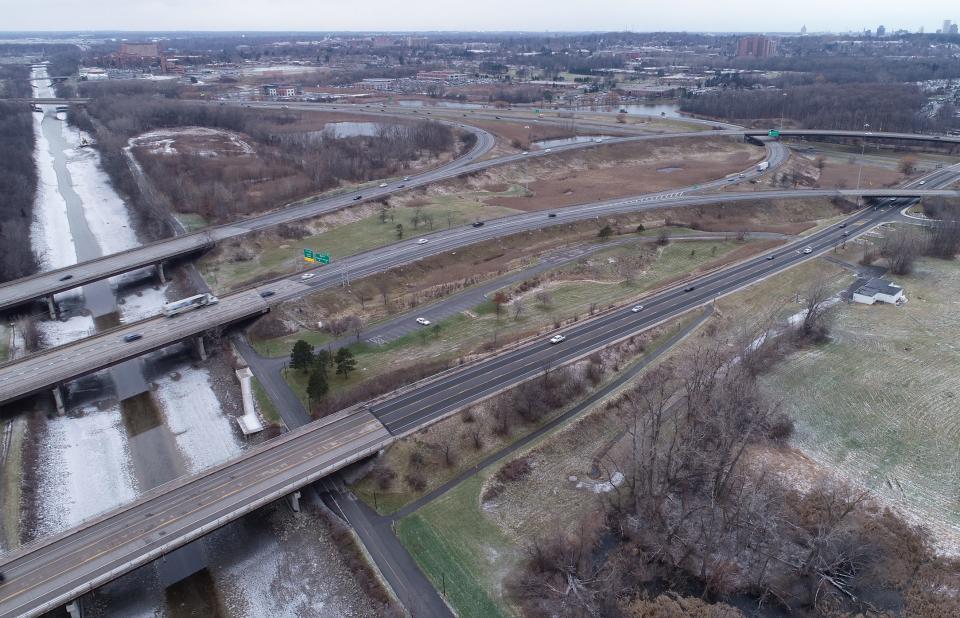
4,118,954,313
2,166,955,617
2,182,959,407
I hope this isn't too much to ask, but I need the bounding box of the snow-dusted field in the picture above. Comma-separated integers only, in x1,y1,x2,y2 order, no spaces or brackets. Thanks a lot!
154,368,242,474
34,404,138,536
129,127,255,157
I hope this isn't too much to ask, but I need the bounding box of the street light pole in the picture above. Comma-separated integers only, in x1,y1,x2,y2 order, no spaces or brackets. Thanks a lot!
779,92,788,131
856,123,870,207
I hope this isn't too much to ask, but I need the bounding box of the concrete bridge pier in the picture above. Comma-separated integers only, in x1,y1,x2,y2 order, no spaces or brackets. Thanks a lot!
156,261,166,284
46,295,59,320
65,599,84,618
288,490,302,513
192,336,207,361
52,384,66,416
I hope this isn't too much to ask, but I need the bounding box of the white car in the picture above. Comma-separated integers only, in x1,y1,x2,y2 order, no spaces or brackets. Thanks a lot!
595,137,604,143
631,304,644,313
403,176,411,181
379,183,388,188
545,148,552,152
417,238,429,245
300,273,315,280
521,151,528,155
918,180,926,185
549,334,566,344
416,317,431,326
802,246,813,255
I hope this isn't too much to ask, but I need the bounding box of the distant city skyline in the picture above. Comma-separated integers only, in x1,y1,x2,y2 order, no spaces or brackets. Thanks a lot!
0,0,957,34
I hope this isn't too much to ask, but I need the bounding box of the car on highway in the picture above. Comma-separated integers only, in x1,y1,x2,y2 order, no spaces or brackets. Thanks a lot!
521,151,528,155
684,285,696,292
59,274,73,281
403,176,411,181
766,255,776,260
398,184,405,188
300,273,315,280
472,221,485,227
495,115,502,119
839,223,847,228
417,238,429,245
259,290,275,298
549,334,566,344
123,333,142,343
416,317,431,326
378,183,388,188
631,304,644,313
842,231,850,237
802,246,813,254
545,148,552,153
918,180,926,185
548,213,557,218
353,195,362,200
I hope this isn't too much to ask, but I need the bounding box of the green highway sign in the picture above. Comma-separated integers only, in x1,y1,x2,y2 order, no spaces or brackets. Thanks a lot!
303,249,330,264
768,129,781,138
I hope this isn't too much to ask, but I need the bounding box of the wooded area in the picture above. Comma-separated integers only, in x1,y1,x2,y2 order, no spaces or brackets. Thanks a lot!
681,83,948,132
0,65,38,282
70,92,456,223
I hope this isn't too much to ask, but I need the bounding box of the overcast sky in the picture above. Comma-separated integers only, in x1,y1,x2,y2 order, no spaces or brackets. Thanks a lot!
3,0,957,33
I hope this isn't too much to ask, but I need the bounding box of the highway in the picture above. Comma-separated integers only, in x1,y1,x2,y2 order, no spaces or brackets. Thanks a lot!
3,184,959,407
0,163,957,617
0,113,734,313
3,118,954,313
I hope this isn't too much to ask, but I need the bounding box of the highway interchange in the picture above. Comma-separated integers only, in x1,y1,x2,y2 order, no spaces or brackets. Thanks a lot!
0,103,959,616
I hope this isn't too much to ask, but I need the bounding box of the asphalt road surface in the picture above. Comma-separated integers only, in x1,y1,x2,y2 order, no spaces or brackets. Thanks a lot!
0,164,956,616
3,183,959,407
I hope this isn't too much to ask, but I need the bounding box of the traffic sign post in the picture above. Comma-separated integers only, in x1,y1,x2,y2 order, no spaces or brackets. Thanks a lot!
303,249,315,262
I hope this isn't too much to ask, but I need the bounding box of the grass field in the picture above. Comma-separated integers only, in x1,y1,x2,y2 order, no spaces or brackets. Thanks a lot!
173,212,208,233
251,377,281,425
396,473,518,618
201,191,523,291
0,324,9,361
758,257,960,550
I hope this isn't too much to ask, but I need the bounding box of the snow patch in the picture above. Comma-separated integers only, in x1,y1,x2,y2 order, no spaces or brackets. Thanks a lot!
118,285,169,324
38,314,96,348
34,404,138,536
154,368,242,474
576,471,625,493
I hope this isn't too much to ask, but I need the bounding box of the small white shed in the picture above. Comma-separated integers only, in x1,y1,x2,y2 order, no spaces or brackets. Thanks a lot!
852,278,905,305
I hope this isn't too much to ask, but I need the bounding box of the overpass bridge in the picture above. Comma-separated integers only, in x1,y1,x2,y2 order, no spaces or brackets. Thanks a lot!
2,185,958,412
4,98,90,105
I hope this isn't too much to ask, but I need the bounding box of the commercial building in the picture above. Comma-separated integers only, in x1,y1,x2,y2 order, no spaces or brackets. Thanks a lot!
261,83,300,98
736,36,778,58
415,70,470,82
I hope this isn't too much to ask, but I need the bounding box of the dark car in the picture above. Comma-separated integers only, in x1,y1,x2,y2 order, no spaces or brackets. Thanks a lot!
398,184,405,188
766,255,776,260
684,285,696,292
842,231,850,237
547,213,557,218
123,333,142,343
59,274,73,281
472,221,485,228
353,195,362,201
839,223,847,228
0,571,4,583
259,290,276,298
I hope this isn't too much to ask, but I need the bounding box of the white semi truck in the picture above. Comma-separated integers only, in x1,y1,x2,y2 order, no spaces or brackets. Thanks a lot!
756,161,770,172
162,293,219,317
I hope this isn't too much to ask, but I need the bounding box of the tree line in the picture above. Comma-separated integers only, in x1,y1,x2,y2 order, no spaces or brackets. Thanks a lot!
0,65,39,283
680,82,942,133
69,91,456,224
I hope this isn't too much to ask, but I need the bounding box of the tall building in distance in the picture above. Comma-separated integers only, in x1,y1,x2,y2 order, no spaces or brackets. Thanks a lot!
736,35,778,58
800,25,807,35
952,23,960,34
877,25,886,37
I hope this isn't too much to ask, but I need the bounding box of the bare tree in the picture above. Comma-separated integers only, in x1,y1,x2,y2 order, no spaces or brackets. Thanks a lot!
511,298,525,320
899,154,918,176
880,225,926,275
